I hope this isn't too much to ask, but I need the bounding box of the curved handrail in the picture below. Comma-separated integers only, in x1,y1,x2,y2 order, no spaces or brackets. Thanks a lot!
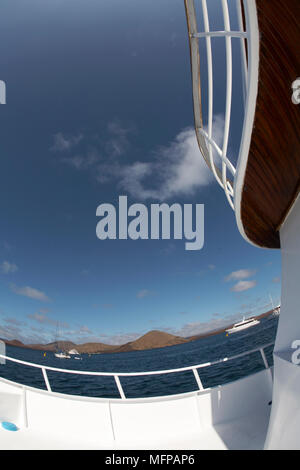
184,0,258,211
0,342,274,399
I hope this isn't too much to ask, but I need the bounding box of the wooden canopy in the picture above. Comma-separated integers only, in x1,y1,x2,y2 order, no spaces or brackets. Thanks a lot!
239,0,300,248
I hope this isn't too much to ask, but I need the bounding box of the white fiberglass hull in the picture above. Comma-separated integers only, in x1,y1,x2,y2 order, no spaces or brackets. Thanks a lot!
226,320,260,334
0,368,272,450
54,353,71,359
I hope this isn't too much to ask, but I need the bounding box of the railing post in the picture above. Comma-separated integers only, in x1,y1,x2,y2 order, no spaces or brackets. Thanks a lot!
0,341,6,365
114,375,126,399
22,387,28,428
192,368,204,391
42,367,52,392
260,348,269,369
0,341,274,399
260,348,273,386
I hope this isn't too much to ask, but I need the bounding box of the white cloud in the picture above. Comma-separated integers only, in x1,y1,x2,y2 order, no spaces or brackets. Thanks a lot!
230,280,257,292
51,132,83,152
61,149,101,170
28,312,54,324
58,325,100,344
136,289,153,299
53,120,133,170
97,332,141,345
153,127,213,198
39,308,50,314
1,261,18,274
105,127,213,200
10,284,50,302
225,269,256,282
0,323,24,341
3,317,25,326
78,325,93,335
105,120,135,157
0,322,50,344
53,116,225,200
160,313,241,338
27,311,69,331
101,303,113,309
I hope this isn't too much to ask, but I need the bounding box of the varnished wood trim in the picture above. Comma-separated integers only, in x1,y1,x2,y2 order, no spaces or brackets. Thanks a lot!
239,0,300,249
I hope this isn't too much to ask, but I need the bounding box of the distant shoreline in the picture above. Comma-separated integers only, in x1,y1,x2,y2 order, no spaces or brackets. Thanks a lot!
1,309,274,355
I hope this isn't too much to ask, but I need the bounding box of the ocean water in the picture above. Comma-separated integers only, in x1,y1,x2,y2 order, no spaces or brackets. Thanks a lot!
0,315,278,399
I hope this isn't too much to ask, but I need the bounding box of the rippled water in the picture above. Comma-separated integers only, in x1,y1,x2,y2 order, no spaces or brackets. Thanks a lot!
0,315,278,399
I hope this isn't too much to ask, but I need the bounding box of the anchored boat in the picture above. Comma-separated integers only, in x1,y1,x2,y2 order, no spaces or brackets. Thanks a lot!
54,352,71,359
0,0,299,450
53,323,71,359
225,317,260,334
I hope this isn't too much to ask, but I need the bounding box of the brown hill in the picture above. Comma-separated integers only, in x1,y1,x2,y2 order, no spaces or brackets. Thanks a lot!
0,339,25,348
1,311,273,355
25,341,116,354
76,342,117,354
112,330,188,353
26,341,78,352
1,330,189,354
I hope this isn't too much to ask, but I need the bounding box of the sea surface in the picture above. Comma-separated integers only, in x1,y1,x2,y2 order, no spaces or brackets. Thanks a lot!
0,315,278,399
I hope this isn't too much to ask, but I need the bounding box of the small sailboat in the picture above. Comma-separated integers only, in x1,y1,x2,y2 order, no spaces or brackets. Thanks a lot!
54,323,70,359
269,294,280,316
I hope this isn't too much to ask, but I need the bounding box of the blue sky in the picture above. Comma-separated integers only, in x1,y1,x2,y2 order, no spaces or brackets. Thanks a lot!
0,0,281,345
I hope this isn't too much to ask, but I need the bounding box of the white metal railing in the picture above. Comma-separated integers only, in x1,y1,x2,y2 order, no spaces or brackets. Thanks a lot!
184,0,259,210
0,342,273,399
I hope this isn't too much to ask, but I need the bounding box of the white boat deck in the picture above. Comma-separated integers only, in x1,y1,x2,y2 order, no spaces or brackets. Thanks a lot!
0,368,273,450
0,414,269,450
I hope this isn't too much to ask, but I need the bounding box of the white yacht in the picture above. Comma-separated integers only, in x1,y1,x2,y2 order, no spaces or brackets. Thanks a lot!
273,306,281,316
226,317,260,334
68,349,80,356
0,0,299,450
54,352,71,359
